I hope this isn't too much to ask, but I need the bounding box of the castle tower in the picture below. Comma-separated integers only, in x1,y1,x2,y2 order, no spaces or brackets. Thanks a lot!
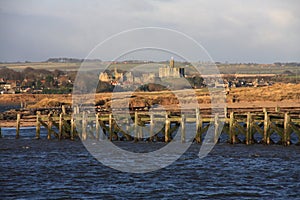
170,57,174,68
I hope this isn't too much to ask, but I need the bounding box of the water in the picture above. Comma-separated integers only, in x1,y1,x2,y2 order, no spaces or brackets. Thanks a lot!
0,104,20,112
1,128,300,199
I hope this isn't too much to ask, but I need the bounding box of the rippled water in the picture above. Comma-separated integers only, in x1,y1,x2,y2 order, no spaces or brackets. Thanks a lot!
1,128,300,199
0,104,20,112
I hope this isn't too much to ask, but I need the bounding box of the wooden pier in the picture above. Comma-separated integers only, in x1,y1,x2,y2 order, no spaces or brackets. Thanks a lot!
1,106,300,145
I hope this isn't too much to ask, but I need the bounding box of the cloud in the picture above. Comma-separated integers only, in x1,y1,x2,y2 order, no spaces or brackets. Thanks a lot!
0,0,299,62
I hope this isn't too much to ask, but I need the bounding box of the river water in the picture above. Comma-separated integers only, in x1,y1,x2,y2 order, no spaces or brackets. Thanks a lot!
0,127,300,199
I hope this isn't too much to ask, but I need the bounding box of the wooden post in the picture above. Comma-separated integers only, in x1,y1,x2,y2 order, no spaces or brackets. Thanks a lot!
36,111,41,139
150,113,154,141
59,113,63,140
195,108,202,143
181,114,186,143
165,113,170,142
263,109,270,144
95,113,100,140
263,107,267,113
16,113,21,139
70,116,75,140
82,112,87,140
224,106,228,118
246,112,252,145
109,114,113,141
214,113,219,143
62,105,66,114
229,112,236,144
134,111,138,142
47,113,52,140
75,106,79,114
283,112,291,146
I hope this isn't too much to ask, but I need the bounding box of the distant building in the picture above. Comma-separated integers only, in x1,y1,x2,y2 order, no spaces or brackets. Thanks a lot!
142,73,155,82
123,72,134,83
99,68,123,84
99,72,111,82
159,57,185,78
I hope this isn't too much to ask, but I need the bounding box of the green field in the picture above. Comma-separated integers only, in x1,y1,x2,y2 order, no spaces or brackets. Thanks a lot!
1,61,299,75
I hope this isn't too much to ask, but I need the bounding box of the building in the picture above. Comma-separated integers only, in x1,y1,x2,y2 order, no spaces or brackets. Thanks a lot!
99,72,111,82
159,57,185,78
99,68,123,84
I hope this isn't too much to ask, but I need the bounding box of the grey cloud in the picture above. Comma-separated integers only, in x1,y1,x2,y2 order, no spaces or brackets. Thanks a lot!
0,0,299,63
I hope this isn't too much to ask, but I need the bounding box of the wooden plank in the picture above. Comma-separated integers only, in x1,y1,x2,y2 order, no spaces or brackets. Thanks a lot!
234,123,246,135
290,123,300,135
270,123,283,137
252,123,264,135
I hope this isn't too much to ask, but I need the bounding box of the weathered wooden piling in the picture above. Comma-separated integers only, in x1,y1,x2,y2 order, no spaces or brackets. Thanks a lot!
229,112,236,144
150,113,154,141
61,105,66,114
109,114,113,141
59,113,63,140
134,111,138,142
70,116,75,140
95,113,100,140
283,112,291,146
165,114,170,142
47,113,53,140
36,112,41,139
263,109,270,144
224,107,228,118
82,112,87,140
245,112,253,144
16,113,21,139
214,113,219,143
181,114,186,143
195,108,202,143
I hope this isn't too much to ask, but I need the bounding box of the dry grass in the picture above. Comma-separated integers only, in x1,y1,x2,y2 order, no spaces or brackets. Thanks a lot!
1,83,300,109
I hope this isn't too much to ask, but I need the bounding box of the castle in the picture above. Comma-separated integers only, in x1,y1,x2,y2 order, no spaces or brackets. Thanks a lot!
158,57,185,78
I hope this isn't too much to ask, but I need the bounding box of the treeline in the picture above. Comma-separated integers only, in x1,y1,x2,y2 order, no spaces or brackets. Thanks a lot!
46,58,102,63
273,62,300,67
0,67,73,81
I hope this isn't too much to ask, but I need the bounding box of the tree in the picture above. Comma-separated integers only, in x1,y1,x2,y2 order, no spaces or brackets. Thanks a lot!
45,75,54,87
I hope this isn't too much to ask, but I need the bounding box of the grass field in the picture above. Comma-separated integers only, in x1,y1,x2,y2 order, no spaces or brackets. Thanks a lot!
1,61,299,75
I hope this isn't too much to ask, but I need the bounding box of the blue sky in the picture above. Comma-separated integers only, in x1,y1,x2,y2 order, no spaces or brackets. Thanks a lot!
0,0,299,63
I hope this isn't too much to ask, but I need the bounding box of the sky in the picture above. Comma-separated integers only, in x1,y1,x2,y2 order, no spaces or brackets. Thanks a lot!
0,0,299,63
